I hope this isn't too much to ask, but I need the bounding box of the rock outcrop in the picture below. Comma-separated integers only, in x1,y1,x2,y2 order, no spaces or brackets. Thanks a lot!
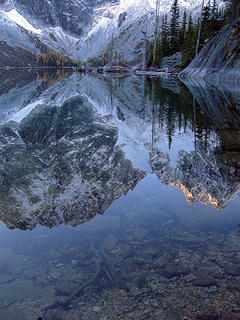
180,19,240,86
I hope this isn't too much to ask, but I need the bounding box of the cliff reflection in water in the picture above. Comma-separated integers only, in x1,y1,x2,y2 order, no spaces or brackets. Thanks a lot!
150,78,240,210
0,71,240,230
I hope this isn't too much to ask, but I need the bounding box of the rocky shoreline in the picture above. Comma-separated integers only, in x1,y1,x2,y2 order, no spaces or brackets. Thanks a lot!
76,65,182,79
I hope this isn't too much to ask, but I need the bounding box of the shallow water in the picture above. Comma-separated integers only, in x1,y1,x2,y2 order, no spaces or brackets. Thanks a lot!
0,69,240,320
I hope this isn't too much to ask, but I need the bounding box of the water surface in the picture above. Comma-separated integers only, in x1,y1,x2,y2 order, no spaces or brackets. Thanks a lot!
0,70,240,320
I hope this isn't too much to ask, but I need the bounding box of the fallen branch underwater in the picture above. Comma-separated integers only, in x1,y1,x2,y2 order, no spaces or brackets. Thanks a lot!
57,248,102,307
40,241,127,318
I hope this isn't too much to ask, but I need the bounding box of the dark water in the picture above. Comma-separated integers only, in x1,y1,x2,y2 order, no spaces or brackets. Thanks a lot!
0,69,240,320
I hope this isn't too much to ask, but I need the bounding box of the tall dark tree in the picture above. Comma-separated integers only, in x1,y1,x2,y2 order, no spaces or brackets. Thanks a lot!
180,10,187,50
211,0,217,19
202,0,211,23
170,0,180,52
224,0,240,20
211,0,219,31
161,14,170,57
229,0,240,19
181,14,198,67
201,0,212,43
153,0,161,65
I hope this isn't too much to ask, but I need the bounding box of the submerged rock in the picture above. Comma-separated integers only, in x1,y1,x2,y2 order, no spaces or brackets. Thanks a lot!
224,265,240,276
161,263,190,279
192,276,217,287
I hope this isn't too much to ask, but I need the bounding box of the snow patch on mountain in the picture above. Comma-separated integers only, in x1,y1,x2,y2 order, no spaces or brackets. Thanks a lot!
10,99,44,123
0,80,41,124
0,0,226,65
5,9,41,34
40,27,81,58
77,2,154,62
0,10,39,52
0,7,82,63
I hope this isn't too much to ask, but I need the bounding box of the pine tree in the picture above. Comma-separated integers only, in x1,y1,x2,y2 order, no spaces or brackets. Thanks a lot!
211,0,217,19
161,14,170,58
180,11,187,50
201,0,212,43
227,0,240,19
202,0,211,23
153,0,161,65
224,0,239,20
210,0,219,31
170,0,180,53
181,14,198,67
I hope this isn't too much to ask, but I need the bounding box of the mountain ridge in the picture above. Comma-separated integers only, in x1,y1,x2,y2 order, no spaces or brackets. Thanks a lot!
0,0,207,66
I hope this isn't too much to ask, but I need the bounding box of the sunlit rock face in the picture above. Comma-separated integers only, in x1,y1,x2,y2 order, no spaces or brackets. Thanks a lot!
150,144,240,210
0,95,146,230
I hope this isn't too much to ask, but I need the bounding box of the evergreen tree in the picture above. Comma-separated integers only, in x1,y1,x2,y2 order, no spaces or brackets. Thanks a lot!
225,0,240,19
170,0,180,52
210,0,220,31
161,14,170,58
201,0,212,43
202,0,211,23
181,14,198,67
179,11,187,50
211,0,217,20
153,0,161,65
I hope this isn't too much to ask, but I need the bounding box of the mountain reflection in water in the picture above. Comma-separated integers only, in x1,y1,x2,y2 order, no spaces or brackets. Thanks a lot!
0,71,239,229
0,70,240,320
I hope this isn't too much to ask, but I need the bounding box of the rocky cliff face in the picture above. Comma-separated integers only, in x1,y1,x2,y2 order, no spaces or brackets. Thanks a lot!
76,0,206,64
0,0,118,36
180,19,240,86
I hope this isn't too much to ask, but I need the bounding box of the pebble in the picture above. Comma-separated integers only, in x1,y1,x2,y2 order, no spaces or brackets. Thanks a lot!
93,306,102,312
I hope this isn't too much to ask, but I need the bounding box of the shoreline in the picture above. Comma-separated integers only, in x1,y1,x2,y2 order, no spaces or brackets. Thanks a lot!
77,65,182,78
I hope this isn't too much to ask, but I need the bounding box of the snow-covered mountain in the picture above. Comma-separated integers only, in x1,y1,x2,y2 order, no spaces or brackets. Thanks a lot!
0,0,118,36
0,0,209,66
0,8,83,66
76,0,205,63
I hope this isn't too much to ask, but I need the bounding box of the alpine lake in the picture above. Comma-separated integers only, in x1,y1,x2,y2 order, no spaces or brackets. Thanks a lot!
0,68,240,320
